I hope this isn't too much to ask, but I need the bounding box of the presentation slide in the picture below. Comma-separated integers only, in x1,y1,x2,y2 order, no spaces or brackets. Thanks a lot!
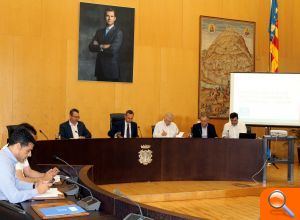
230,73,300,126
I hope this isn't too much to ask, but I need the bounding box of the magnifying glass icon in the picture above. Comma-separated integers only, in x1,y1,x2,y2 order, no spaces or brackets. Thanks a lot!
268,190,295,218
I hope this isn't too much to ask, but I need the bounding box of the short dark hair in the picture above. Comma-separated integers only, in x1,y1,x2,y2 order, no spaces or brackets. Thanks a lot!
230,112,238,119
18,123,37,135
126,110,134,115
8,127,36,147
105,8,117,18
70,108,79,116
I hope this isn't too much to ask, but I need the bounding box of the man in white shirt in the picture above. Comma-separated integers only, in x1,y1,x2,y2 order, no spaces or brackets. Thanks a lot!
153,113,179,138
15,151,58,183
222,112,247,139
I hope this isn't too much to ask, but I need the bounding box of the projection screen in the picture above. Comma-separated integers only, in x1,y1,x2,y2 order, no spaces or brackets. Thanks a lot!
230,72,300,126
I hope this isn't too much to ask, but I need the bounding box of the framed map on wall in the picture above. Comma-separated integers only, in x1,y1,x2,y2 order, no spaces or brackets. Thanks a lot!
199,16,255,118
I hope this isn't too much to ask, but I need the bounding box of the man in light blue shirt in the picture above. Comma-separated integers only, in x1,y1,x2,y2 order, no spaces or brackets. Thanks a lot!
0,127,50,203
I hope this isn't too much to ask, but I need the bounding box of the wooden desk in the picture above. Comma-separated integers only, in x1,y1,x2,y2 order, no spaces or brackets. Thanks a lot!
21,197,117,220
30,138,264,184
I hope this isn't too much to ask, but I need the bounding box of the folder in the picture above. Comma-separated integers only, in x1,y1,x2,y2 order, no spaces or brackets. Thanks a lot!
31,201,89,219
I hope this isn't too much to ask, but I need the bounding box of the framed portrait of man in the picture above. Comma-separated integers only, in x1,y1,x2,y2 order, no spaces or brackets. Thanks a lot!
78,3,135,82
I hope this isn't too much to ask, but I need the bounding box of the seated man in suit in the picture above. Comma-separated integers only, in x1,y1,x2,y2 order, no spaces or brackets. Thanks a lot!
108,110,138,138
59,108,92,139
191,115,218,138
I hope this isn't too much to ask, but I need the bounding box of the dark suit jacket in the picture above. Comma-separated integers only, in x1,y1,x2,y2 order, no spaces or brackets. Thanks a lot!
89,26,123,81
108,120,138,138
191,123,218,138
59,121,91,139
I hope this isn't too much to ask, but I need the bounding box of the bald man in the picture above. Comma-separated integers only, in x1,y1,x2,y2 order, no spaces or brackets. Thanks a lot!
153,113,179,138
191,115,217,138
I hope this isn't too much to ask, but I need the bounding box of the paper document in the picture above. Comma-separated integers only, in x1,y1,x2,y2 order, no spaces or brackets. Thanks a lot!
34,188,63,199
53,175,60,183
176,132,184,138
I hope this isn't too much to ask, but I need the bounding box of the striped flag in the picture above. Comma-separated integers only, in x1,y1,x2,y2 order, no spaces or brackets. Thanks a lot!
269,0,279,72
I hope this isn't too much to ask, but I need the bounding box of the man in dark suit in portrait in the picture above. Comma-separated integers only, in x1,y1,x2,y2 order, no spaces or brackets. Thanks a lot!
89,8,123,82
108,110,138,138
191,115,218,138
59,108,92,139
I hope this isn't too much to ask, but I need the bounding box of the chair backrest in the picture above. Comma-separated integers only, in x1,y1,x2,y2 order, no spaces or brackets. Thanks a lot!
110,113,125,129
6,125,18,143
7,125,18,139
0,201,33,220
151,125,155,137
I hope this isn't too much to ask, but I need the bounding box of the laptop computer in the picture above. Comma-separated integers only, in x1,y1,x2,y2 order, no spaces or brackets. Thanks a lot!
239,133,256,139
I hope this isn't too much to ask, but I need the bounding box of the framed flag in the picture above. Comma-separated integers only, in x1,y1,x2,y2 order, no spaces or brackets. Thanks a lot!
199,16,256,118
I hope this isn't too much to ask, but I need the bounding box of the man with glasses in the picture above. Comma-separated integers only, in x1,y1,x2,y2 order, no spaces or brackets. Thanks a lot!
59,108,91,139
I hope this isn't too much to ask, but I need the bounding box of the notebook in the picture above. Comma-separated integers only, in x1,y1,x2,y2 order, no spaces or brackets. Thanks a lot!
39,204,86,217
31,201,89,219
176,132,184,138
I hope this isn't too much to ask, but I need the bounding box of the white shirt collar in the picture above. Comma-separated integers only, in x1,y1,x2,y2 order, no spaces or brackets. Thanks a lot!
69,120,78,127
106,25,114,31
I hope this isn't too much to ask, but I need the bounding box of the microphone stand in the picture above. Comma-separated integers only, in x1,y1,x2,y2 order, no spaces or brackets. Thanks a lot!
138,126,143,138
53,155,79,195
53,155,79,181
113,189,153,220
39,129,49,140
60,175,101,211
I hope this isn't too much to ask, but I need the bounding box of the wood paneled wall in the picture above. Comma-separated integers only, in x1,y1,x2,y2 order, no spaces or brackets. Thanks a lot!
0,0,299,144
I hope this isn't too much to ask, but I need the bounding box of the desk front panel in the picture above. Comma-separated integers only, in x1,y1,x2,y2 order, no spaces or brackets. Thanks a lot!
31,138,263,184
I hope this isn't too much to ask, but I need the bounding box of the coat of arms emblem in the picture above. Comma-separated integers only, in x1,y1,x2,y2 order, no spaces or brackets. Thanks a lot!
138,145,153,165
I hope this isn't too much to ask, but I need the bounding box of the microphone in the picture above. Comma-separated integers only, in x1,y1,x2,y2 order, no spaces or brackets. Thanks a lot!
138,126,143,138
53,155,78,181
53,155,79,196
60,175,101,211
39,129,49,140
113,189,153,220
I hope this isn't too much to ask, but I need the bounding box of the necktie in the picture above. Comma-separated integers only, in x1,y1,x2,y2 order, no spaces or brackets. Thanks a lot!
126,123,130,138
105,27,109,36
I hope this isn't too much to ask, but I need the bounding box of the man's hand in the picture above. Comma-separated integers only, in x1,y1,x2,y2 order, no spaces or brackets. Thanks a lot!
101,44,111,49
43,167,60,181
42,172,53,181
161,130,167,136
93,40,99,45
116,132,123,138
35,181,51,194
52,167,60,175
